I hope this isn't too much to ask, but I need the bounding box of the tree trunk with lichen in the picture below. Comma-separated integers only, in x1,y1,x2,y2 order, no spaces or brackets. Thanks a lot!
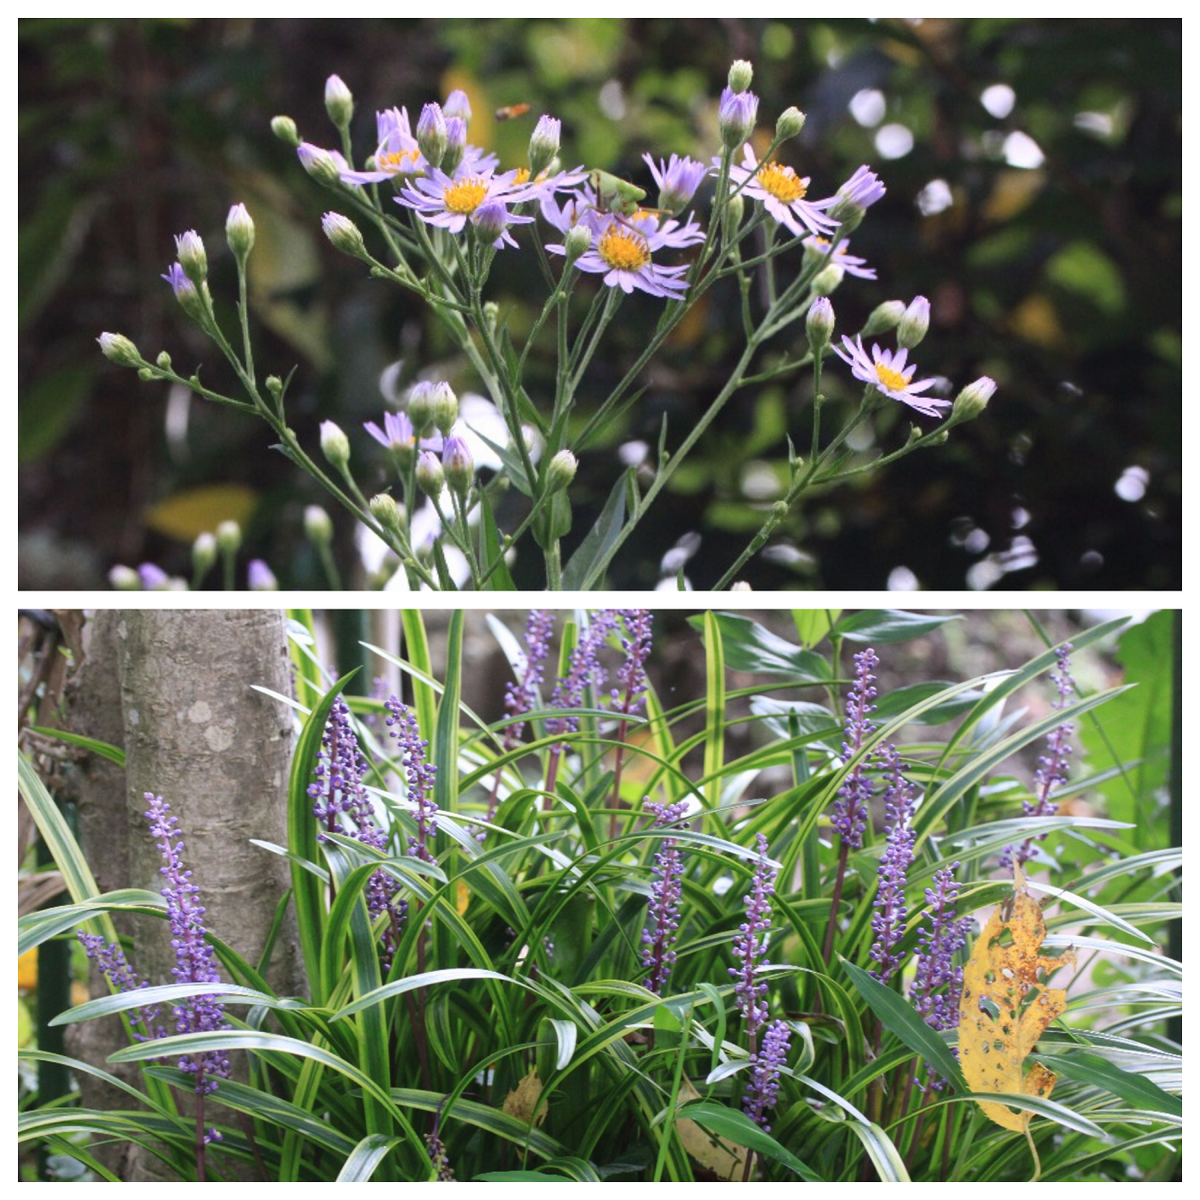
71,609,302,1181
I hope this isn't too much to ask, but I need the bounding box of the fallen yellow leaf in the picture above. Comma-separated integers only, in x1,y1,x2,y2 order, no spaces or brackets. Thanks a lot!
958,864,1075,1133
675,1077,747,1181
502,1068,546,1127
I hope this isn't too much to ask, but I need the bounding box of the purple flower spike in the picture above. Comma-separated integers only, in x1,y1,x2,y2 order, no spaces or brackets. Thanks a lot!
385,698,439,863
641,800,689,995
911,862,971,1036
143,793,231,1108
546,610,621,742
612,609,653,719
1002,644,1077,869
868,746,919,983
503,611,556,749
743,1018,791,1131
833,648,879,850
77,934,166,1045
729,833,778,1038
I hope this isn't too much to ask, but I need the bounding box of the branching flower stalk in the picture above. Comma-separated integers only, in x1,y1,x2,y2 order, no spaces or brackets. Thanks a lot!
99,56,995,592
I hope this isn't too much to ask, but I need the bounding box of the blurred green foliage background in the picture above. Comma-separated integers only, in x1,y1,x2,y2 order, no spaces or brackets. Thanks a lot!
18,18,1180,590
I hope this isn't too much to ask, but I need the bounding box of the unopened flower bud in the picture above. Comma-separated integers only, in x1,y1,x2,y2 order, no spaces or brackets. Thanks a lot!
321,212,366,258
215,519,242,555
719,85,759,150
192,531,217,578
304,505,333,546
812,264,844,296
108,564,140,590
430,381,458,436
97,332,142,369
897,295,930,349
529,115,562,177
444,89,472,123
407,381,436,435
776,106,806,140
324,74,354,130
138,562,170,591
266,375,284,404
297,142,341,184
442,433,474,497
416,102,447,169
271,115,300,147
226,202,255,264
728,59,754,94
726,194,745,229
369,492,405,532
730,580,753,591
472,199,508,245
545,449,577,494
442,117,467,176
155,350,172,371
416,449,444,498
828,165,886,227
320,420,351,472
482,301,500,336
247,559,278,591
175,230,208,285
951,376,997,423
806,296,835,349
861,299,906,338
564,224,592,263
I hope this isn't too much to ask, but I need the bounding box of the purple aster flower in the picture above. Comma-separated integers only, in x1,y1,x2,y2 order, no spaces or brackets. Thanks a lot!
802,234,876,280
161,261,198,307
546,610,621,740
833,335,950,418
868,745,919,983
643,152,707,216
547,211,693,299
641,800,689,995
340,107,423,185
833,649,880,850
442,116,468,176
472,197,523,249
728,833,778,1039
726,145,839,239
742,1018,791,1131
297,141,351,184
385,698,439,863
830,165,887,221
1002,644,1077,869
365,410,418,458
444,89,472,123
397,167,533,236
137,562,170,591
910,863,971,1036
143,793,231,1110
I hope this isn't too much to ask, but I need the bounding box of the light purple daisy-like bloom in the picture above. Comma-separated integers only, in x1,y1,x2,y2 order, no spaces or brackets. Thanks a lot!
726,145,839,239
833,335,950,417
161,261,198,305
397,166,533,237
718,86,759,148
340,107,424,186
643,152,707,216
802,234,876,279
832,165,887,217
365,410,417,454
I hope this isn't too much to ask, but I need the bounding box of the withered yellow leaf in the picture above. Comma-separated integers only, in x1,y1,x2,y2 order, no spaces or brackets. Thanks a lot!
958,864,1075,1132
501,1068,546,1127
675,1077,747,1180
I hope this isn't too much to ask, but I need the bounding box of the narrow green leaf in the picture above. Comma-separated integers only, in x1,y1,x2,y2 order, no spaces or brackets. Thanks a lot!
844,1120,911,1182
685,613,830,680
562,467,630,590
841,958,966,1091
1037,1050,1182,1117
676,1101,819,1180
337,1134,401,1182
834,609,961,644
702,611,726,814
28,726,125,766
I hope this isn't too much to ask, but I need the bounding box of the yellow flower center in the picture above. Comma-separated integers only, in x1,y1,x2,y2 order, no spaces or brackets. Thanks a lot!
378,148,421,174
443,177,489,214
598,225,651,271
757,161,806,204
875,362,913,392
